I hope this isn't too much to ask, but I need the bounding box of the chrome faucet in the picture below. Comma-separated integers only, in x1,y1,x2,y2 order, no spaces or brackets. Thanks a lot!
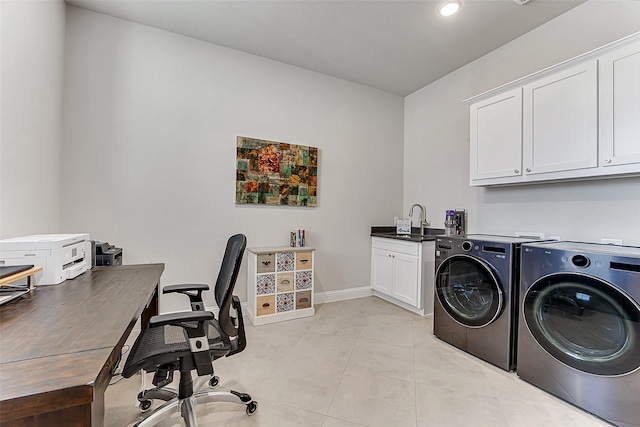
409,204,428,235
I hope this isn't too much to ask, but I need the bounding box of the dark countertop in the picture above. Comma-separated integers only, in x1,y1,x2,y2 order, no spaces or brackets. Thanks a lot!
370,226,445,242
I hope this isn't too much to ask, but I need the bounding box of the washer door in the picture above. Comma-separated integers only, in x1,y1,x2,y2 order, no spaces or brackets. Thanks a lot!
523,273,640,376
435,254,503,328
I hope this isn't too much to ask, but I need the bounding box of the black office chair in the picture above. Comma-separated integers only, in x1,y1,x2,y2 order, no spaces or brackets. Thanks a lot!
122,234,257,426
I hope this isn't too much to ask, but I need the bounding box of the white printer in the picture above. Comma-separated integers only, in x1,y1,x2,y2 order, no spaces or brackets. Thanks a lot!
0,234,91,285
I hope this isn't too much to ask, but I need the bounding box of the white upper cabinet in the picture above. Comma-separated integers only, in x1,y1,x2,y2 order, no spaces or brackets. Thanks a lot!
470,88,522,184
599,39,640,171
466,32,640,186
522,61,598,178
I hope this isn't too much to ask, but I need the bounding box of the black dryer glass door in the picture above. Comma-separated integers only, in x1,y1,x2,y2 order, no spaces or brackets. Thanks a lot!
435,255,503,328
523,273,640,376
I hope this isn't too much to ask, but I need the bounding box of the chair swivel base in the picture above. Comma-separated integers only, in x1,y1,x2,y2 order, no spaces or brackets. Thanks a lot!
137,375,220,412
133,388,257,427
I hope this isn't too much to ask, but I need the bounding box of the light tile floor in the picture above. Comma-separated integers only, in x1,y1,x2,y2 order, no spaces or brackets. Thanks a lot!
105,296,614,427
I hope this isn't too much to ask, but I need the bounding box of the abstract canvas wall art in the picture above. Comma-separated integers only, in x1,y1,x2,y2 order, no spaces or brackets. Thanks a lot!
236,136,318,206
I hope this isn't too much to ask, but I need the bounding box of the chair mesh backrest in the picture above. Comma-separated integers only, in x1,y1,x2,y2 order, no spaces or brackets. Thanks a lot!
215,234,247,337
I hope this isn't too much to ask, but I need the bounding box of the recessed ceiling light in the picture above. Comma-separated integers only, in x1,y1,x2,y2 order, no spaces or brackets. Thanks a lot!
439,0,462,17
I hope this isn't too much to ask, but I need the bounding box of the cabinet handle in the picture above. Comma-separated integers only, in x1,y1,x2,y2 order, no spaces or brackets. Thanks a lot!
281,279,290,285
262,303,270,308
300,259,308,264
604,158,612,164
262,261,271,266
514,169,519,174
299,298,309,303
525,168,531,173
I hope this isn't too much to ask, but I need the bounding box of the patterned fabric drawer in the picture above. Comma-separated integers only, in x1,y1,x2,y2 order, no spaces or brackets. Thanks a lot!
277,272,294,292
295,251,313,270
296,290,312,309
256,274,275,295
276,252,295,272
276,292,295,312
295,271,313,290
256,295,275,316
257,253,275,273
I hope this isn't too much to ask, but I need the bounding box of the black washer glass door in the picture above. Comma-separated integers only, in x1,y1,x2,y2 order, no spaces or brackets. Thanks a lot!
435,255,503,328
523,273,640,376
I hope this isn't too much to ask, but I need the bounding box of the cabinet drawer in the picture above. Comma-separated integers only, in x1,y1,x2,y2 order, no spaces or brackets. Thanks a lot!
277,272,294,292
295,271,313,290
256,295,275,316
276,292,295,312
295,251,313,270
296,290,312,309
371,237,420,256
276,252,295,272
256,274,275,295
257,253,275,273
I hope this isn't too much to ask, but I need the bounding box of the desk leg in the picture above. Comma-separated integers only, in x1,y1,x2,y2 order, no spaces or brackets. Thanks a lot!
141,285,159,329
91,284,158,426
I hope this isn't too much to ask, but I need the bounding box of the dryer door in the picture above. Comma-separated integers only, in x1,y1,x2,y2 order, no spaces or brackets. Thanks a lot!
523,272,640,375
435,254,503,328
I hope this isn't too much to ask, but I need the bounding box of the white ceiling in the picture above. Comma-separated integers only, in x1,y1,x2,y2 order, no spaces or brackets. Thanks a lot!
65,0,585,96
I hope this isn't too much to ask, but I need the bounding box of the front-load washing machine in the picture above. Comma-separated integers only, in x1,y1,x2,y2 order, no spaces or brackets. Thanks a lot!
434,234,538,371
517,241,640,427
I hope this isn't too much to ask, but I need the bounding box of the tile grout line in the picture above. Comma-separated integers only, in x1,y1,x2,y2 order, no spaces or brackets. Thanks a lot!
322,317,365,425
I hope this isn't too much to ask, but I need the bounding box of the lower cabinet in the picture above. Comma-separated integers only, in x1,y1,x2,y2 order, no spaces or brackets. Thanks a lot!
247,247,315,326
370,237,435,315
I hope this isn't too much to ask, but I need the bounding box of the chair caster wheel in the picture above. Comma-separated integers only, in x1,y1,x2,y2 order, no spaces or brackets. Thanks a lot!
210,376,219,388
246,401,258,415
139,400,152,412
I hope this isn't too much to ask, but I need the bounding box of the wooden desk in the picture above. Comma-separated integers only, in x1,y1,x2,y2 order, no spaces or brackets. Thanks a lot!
0,264,164,427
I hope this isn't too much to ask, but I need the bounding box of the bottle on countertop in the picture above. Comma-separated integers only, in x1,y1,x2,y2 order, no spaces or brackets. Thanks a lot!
445,210,456,236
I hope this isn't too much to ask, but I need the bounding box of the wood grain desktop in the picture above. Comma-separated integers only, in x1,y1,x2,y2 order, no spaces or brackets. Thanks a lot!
0,264,164,427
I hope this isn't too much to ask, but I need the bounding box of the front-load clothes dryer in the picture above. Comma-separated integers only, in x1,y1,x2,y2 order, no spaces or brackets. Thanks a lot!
517,241,640,427
434,234,539,371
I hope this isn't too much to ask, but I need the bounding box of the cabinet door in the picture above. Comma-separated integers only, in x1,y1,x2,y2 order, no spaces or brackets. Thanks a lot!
392,253,420,307
470,88,523,183
600,40,640,169
523,61,598,176
371,248,393,295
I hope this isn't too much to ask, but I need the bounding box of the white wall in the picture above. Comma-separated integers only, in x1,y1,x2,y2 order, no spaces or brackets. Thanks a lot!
61,7,404,312
0,0,66,238
404,0,640,245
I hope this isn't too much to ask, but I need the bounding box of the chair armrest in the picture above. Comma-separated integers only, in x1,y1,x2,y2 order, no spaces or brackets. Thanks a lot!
149,311,214,329
163,284,210,311
163,284,210,293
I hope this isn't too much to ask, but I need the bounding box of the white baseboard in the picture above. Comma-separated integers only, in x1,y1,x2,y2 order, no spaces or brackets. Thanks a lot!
314,286,373,304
